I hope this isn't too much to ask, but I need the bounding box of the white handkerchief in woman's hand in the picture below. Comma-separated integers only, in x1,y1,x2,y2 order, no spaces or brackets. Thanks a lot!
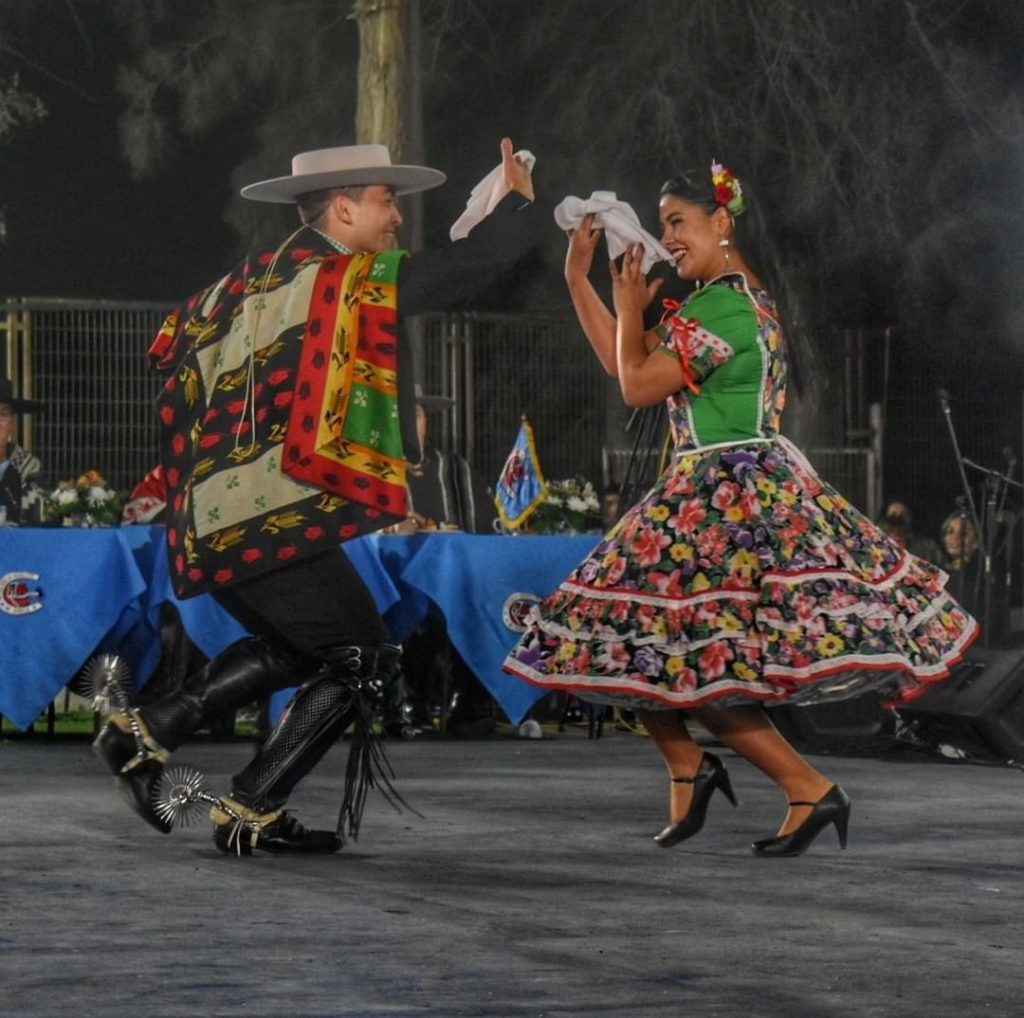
554,192,672,273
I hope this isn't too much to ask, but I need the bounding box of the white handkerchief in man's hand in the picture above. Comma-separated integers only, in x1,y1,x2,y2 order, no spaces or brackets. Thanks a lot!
450,150,537,241
553,191,672,274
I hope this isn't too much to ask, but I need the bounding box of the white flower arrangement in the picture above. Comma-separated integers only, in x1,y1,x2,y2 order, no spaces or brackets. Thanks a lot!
530,477,601,534
44,470,124,526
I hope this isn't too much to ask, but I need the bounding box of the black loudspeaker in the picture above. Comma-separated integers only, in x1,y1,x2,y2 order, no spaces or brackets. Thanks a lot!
768,692,895,754
896,645,1024,761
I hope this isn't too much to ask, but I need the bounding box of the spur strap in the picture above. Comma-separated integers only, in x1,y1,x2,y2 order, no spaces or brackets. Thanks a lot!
109,709,171,772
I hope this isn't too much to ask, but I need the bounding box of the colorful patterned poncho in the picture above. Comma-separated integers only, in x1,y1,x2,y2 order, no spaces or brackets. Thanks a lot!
149,229,410,599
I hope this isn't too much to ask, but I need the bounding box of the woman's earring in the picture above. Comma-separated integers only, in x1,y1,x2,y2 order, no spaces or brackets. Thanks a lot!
719,236,731,265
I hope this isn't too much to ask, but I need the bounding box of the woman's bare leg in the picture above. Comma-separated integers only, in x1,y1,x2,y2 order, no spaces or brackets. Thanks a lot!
689,703,835,836
636,709,705,823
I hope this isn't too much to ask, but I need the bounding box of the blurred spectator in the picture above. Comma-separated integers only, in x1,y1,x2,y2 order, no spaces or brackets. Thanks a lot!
0,376,45,525
879,499,944,566
405,384,495,533
937,510,1004,637
601,482,622,529
386,385,498,737
940,511,980,571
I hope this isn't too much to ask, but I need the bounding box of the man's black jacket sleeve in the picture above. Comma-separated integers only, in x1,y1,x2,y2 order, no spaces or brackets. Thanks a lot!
393,193,549,461
397,193,549,315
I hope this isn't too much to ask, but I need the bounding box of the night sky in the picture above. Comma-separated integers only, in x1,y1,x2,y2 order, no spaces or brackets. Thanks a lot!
1,7,250,301
0,3,553,305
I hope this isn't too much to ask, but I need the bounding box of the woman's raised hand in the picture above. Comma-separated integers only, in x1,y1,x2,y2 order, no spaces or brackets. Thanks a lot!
610,243,663,316
564,212,602,284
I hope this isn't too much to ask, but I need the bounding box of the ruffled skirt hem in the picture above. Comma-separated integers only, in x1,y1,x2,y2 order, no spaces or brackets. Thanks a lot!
505,614,979,712
502,436,980,710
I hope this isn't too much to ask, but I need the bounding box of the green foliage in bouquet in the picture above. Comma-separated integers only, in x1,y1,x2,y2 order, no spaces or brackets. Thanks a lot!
44,470,124,526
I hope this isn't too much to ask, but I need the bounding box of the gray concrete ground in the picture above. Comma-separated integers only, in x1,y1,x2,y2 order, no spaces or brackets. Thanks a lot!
1,726,1021,1018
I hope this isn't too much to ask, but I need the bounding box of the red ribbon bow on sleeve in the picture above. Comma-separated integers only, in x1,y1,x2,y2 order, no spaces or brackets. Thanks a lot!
659,299,701,396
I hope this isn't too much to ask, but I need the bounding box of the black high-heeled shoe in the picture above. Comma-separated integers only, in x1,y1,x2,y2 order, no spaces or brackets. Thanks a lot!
653,751,739,848
751,784,851,858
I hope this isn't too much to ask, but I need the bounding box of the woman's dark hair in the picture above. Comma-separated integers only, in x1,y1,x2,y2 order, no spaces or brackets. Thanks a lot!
659,171,720,214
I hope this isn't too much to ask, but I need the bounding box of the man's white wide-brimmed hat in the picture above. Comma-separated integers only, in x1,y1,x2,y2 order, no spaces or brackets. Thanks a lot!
240,144,447,203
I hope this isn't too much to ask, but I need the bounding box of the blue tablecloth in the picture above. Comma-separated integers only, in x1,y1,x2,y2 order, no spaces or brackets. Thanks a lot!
0,527,597,729
384,533,598,722
0,528,148,729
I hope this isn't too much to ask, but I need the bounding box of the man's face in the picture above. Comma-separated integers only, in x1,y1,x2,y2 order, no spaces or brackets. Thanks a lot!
0,402,14,454
338,185,403,252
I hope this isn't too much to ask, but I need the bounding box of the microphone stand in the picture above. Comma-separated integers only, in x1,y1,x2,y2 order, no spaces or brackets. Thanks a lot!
980,476,998,640
938,389,989,643
620,404,666,513
1002,454,1017,634
961,455,1021,639
993,452,1017,639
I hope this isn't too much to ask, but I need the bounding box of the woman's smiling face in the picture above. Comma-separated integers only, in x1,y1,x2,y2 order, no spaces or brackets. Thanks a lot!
658,194,726,280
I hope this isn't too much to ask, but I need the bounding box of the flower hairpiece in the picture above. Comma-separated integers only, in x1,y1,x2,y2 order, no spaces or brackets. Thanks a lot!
710,160,745,216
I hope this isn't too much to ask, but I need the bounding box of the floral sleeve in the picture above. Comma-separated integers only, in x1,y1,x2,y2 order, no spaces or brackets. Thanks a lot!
654,311,735,394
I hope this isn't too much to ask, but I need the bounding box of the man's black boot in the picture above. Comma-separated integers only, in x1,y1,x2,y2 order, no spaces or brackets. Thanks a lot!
93,636,307,833
210,794,342,856
211,643,403,854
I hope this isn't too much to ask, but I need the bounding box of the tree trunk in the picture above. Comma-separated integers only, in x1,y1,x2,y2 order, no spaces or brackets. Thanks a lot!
353,0,404,157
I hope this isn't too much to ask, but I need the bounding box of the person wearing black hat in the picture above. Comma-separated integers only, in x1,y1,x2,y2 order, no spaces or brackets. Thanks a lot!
0,377,45,526
94,137,544,855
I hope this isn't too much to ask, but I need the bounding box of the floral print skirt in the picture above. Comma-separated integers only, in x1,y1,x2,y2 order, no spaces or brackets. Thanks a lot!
503,437,979,711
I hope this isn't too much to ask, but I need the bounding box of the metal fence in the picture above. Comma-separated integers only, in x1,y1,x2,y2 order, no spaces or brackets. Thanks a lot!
0,299,170,493
417,311,615,488
0,301,617,499
1,299,877,517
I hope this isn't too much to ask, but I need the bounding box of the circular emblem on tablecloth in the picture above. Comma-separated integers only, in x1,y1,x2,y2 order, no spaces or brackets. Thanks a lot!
0,572,43,615
502,592,541,632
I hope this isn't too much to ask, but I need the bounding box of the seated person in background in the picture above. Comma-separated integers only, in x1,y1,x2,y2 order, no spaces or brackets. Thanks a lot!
940,509,981,597
936,510,1008,638
386,385,498,736
0,377,45,525
601,482,622,529
940,511,980,572
879,499,944,566
403,383,496,533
